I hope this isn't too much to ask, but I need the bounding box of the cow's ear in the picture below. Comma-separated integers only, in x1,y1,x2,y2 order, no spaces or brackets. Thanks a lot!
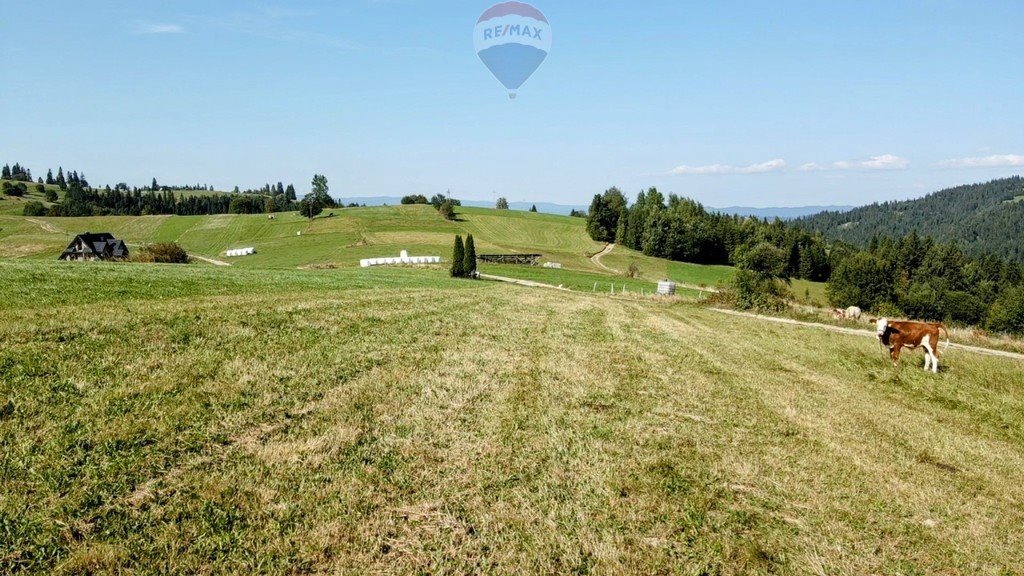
869,318,877,324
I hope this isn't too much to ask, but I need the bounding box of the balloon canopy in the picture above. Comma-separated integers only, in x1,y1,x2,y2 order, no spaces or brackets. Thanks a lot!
473,2,551,98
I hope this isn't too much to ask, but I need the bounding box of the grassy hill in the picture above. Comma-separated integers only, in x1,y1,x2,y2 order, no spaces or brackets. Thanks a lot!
1,260,1022,573
0,180,261,217
0,205,754,294
0,180,63,216
795,176,1024,262
0,205,597,265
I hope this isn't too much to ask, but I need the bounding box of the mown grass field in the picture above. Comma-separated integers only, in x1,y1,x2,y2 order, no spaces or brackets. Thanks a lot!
479,263,705,298
601,246,737,287
0,205,603,270
790,278,829,307
1,259,1023,574
0,202,830,298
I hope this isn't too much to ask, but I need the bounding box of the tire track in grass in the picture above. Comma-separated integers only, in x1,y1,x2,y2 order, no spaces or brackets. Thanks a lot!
711,308,1024,362
590,244,618,273
26,218,62,234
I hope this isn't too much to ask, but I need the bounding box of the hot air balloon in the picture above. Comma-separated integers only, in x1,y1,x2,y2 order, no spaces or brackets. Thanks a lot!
473,2,551,99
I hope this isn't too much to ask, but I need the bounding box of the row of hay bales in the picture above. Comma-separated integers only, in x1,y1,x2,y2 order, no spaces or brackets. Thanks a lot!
226,247,256,257
360,250,441,268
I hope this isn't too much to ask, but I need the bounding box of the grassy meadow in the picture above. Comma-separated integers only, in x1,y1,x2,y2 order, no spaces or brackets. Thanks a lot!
0,205,602,270
479,263,705,298
0,180,63,216
0,203,773,295
1,259,1023,574
0,193,835,304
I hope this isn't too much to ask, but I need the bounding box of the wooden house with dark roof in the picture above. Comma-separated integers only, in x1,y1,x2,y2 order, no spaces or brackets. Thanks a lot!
59,232,129,261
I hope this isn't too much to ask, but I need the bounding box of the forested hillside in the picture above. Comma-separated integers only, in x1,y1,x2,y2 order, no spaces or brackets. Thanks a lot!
586,186,1024,333
795,177,1024,263
1,161,307,217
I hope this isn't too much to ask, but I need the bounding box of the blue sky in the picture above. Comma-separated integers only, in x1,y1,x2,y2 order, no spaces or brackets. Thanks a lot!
2,1,1022,206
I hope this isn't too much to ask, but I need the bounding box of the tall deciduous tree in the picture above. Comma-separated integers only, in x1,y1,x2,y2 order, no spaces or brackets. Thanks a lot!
299,193,324,220
311,174,335,207
586,187,626,242
496,197,509,210
439,200,456,221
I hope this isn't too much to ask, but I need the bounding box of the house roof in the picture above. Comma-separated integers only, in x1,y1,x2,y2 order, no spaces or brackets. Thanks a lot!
60,232,129,260
76,232,116,245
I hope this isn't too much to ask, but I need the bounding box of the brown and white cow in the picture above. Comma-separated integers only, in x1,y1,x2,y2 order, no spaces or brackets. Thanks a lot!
874,318,949,373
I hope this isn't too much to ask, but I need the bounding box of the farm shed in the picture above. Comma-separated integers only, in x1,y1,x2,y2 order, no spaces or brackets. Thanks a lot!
59,232,129,261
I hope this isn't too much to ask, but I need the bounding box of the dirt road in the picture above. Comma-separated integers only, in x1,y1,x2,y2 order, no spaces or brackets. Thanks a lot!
478,273,569,291
711,308,1024,361
27,219,62,234
590,244,618,273
191,255,232,267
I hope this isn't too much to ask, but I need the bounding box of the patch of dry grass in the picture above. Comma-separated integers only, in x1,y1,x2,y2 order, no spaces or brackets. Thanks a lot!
1,261,1023,574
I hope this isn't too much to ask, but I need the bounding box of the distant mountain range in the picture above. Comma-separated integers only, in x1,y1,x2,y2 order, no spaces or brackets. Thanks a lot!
795,176,1024,263
337,196,853,219
710,205,856,219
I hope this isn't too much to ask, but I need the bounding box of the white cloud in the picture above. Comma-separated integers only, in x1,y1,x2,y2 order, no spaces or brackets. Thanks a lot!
800,154,909,172
936,154,1024,169
133,23,185,35
668,159,786,176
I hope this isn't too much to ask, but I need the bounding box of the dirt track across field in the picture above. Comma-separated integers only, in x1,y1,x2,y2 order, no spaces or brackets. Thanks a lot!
711,308,1024,361
590,244,618,273
480,273,1023,361
479,273,569,291
191,255,232,267
27,219,62,234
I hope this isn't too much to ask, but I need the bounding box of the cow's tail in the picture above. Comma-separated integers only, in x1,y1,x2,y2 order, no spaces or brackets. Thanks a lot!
938,323,951,354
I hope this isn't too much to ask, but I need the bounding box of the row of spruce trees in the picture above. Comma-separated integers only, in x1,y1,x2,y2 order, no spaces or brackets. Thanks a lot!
451,235,478,278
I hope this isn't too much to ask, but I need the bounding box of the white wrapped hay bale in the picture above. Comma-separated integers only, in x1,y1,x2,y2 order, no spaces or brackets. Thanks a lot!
360,250,442,267
226,247,256,258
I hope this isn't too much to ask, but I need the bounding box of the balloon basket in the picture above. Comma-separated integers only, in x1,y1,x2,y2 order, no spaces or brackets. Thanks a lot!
509,92,517,100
